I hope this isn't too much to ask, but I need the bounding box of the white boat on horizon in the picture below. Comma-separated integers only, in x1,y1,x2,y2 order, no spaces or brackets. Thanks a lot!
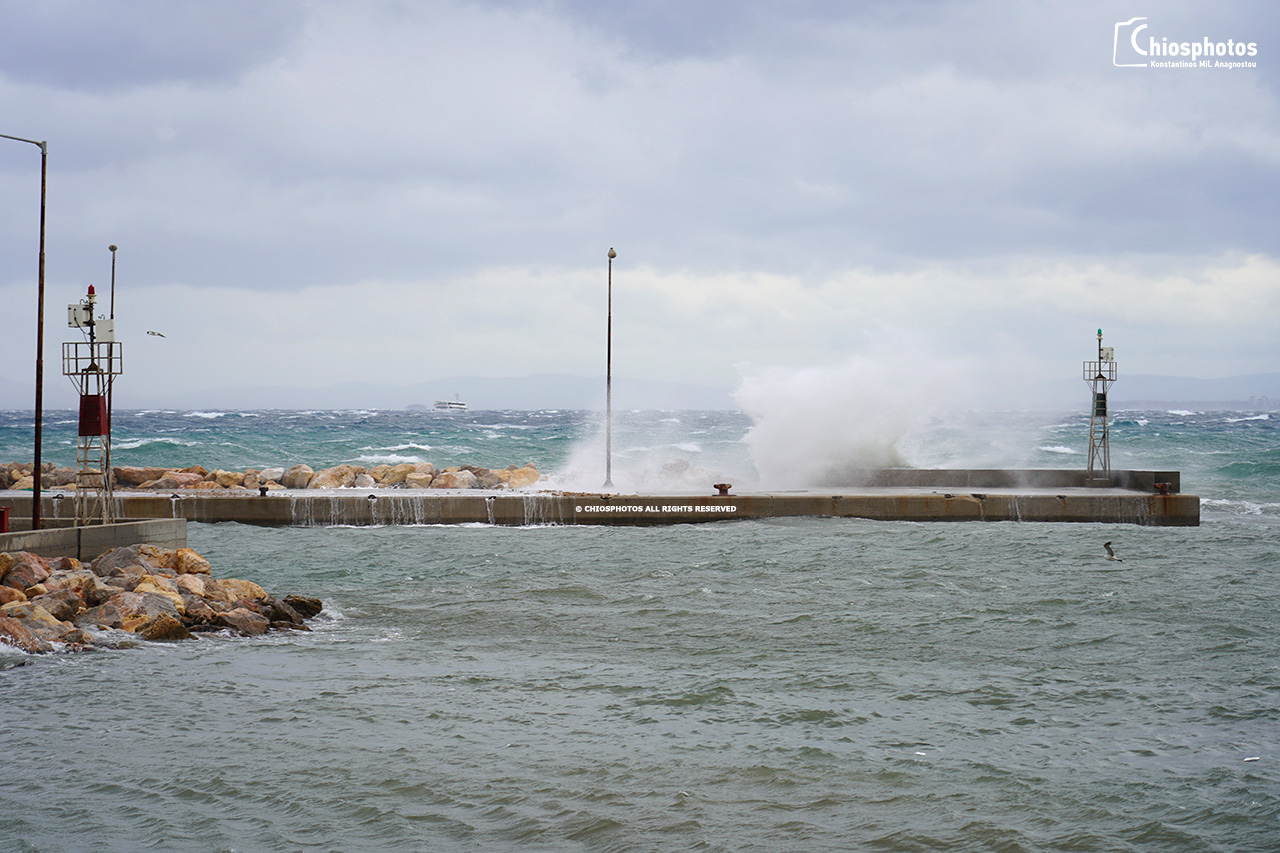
433,397,468,411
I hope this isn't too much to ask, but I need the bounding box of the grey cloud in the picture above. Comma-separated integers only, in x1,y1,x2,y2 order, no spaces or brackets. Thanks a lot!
0,0,308,91
1,0,1276,295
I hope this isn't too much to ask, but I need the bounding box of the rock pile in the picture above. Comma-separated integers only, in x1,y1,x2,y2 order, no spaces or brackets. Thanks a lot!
2,460,541,492
2,462,76,492
0,544,323,654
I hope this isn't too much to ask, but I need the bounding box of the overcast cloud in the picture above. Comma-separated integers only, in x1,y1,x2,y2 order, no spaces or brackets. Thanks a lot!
1,0,1277,409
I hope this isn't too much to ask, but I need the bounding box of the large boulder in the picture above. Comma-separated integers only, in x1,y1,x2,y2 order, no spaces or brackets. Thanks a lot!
27,588,84,622
282,464,315,489
134,575,186,615
0,601,85,647
139,472,205,489
113,466,170,486
1,601,67,634
258,467,285,483
404,472,434,489
216,607,270,636
210,469,245,488
283,595,324,619
39,568,109,603
260,595,304,626
377,463,415,485
506,464,541,489
460,466,503,489
173,549,212,575
91,544,162,578
179,593,218,624
81,590,181,633
430,469,478,489
1,552,51,591
136,614,192,641
138,544,180,571
0,614,54,653
203,577,268,606
309,464,365,489
173,573,207,598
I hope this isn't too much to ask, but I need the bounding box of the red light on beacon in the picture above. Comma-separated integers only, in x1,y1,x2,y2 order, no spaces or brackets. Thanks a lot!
87,284,95,296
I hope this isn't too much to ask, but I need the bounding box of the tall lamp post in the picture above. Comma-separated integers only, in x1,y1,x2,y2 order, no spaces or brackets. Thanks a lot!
107,245,118,480
604,247,616,488
1,132,48,530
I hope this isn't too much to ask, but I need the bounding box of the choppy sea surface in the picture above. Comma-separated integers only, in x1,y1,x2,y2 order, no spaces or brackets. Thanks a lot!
2,407,1279,851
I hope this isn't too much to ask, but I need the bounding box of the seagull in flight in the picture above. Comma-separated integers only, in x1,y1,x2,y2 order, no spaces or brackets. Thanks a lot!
1103,541,1123,562
146,330,165,337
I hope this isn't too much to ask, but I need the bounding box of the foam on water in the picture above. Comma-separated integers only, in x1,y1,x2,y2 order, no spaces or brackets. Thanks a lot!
9,517,1278,850
3,407,1280,850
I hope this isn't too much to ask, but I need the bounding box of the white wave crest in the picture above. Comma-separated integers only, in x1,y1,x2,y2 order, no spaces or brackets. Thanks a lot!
114,437,200,450
356,454,425,465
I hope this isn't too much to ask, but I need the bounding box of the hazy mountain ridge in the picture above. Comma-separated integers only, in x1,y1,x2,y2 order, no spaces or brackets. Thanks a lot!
2,373,1277,412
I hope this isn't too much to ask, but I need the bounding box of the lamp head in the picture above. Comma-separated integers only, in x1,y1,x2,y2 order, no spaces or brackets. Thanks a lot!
608,248,616,259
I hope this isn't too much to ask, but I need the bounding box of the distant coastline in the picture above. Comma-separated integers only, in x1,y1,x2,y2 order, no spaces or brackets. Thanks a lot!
1,372,1278,412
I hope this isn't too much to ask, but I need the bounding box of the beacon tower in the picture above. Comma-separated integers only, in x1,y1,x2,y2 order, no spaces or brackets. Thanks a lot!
1083,329,1116,485
64,284,122,524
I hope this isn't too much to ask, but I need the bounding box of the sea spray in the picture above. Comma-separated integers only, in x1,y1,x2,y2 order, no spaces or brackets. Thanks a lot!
546,411,755,493
734,348,975,487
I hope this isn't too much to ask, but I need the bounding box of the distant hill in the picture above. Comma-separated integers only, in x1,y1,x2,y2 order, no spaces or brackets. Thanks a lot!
2,372,1277,412
0,373,736,412
1109,373,1280,408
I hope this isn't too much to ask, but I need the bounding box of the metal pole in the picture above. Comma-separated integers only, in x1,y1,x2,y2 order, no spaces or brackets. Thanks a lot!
109,244,117,318
604,248,615,488
36,142,46,529
1,132,47,529
107,245,118,503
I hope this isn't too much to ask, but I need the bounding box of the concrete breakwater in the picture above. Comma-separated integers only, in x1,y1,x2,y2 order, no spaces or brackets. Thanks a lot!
3,470,1200,527
0,543,324,654
1,460,542,493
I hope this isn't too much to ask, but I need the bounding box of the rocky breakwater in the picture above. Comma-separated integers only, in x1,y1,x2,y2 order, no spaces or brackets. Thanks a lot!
0,544,323,654
108,461,542,492
2,461,77,492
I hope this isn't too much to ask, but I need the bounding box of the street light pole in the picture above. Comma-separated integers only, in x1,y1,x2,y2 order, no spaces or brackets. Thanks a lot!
604,247,616,488
109,244,117,318
1,132,48,530
107,244,118,483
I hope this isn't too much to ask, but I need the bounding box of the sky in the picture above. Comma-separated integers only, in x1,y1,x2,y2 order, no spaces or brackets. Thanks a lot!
1,0,1277,411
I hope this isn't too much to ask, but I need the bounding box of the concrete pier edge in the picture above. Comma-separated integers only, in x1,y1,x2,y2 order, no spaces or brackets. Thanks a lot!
1,470,1200,528
0,518,188,561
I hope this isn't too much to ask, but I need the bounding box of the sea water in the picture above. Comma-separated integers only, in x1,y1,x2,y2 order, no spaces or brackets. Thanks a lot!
2,407,1278,851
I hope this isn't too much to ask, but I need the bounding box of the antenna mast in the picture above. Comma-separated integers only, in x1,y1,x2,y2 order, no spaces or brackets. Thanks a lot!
1083,328,1117,484
64,283,123,524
